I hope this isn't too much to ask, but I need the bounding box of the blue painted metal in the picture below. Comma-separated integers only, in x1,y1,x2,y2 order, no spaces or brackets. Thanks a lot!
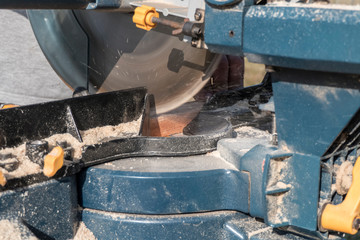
79,156,249,214
218,137,323,235
271,69,360,156
0,177,77,240
82,209,306,240
79,130,321,239
205,3,360,74
217,138,270,169
204,3,247,55
218,138,277,218
239,144,277,218
263,152,321,232
243,5,360,74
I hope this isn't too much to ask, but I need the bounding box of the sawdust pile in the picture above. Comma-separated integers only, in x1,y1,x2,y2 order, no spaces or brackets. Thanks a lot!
73,222,97,240
335,161,353,195
0,143,41,180
0,118,141,180
45,133,85,160
0,219,38,240
80,118,141,145
233,126,271,140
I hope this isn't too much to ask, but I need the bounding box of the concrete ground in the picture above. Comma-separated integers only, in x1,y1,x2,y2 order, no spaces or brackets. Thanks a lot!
0,10,72,105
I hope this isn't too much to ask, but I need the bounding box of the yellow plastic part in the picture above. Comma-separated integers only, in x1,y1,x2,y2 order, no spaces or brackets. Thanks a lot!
43,146,64,177
0,170,6,187
321,156,360,235
0,104,19,109
133,5,159,31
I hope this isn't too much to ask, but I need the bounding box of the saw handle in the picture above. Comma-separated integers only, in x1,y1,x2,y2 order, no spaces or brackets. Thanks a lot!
133,5,203,38
320,156,360,235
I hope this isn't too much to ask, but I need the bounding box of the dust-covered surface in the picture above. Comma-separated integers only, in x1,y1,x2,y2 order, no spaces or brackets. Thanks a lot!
80,117,141,145
266,157,292,225
73,222,97,240
45,133,85,160
47,117,141,159
229,216,298,239
0,219,38,240
210,126,271,165
0,118,141,180
98,155,237,172
0,143,41,180
85,208,237,221
233,126,272,140
207,99,250,113
99,126,271,173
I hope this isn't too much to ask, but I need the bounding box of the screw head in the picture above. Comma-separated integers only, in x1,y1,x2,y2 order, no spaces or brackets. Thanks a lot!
194,12,202,21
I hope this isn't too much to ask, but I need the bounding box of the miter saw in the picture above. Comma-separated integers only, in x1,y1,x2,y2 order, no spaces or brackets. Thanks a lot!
0,0,360,239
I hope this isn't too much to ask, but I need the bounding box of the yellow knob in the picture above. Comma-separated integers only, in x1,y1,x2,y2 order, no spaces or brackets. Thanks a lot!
133,5,159,31
321,156,360,234
0,170,6,187
43,146,64,177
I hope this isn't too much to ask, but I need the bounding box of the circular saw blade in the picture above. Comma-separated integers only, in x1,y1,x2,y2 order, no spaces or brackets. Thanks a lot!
30,10,220,113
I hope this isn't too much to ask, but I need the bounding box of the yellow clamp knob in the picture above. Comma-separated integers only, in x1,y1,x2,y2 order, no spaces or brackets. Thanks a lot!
133,5,159,31
43,146,64,177
0,170,6,187
321,156,360,235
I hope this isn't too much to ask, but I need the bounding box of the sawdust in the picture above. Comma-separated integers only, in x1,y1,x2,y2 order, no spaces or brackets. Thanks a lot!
335,161,353,195
274,181,291,189
44,133,83,159
247,226,272,237
233,126,271,140
208,100,250,113
0,118,141,180
85,208,235,221
0,143,41,180
73,222,97,240
266,157,290,225
80,117,141,145
0,219,38,240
